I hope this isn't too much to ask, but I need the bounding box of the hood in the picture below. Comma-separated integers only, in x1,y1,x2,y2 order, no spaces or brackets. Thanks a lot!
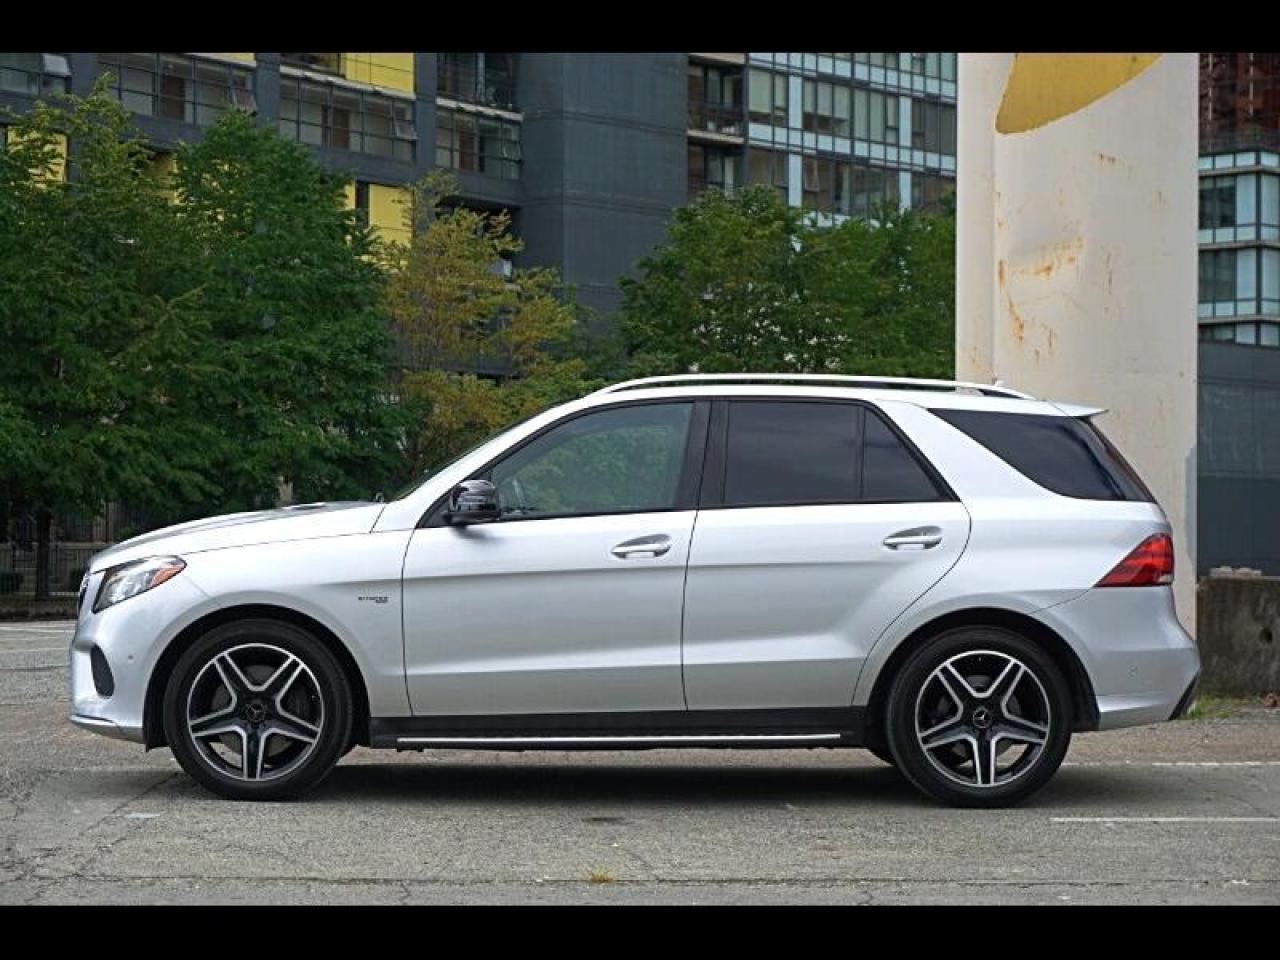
88,501,386,572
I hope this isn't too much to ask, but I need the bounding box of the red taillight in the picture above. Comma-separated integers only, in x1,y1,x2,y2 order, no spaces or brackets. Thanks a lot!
1096,534,1174,587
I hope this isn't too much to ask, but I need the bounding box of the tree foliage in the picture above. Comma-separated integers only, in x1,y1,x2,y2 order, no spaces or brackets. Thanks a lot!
172,109,407,509
0,84,409,595
618,185,956,378
386,171,599,475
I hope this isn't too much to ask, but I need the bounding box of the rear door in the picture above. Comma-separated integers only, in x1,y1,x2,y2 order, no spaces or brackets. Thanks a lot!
681,399,970,709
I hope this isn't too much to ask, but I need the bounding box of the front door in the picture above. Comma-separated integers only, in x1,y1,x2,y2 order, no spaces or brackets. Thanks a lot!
402,400,707,716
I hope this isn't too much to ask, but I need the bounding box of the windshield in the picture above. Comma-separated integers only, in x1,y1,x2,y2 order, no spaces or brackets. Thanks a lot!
388,407,550,502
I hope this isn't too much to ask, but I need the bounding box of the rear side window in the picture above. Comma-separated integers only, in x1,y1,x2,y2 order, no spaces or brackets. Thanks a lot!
863,409,943,502
932,409,1154,502
720,401,945,507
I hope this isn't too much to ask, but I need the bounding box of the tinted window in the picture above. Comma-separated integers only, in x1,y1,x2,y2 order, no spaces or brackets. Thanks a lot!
488,403,693,518
862,410,944,501
724,402,860,506
932,409,1153,502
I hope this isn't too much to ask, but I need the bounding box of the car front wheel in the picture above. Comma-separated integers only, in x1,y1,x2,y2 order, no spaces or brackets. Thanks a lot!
884,627,1072,808
163,619,352,801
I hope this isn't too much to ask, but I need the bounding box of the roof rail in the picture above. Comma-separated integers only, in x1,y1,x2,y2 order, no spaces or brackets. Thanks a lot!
591,373,1035,400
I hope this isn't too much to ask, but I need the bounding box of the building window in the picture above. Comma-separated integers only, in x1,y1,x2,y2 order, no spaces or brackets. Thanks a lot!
1199,247,1280,317
689,143,741,198
853,89,899,145
1200,176,1236,229
865,53,900,71
689,62,743,136
278,77,416,162
435,107,520,180
0,53,70,98
1199,321,1280,347
438,53,516,111
912,172,955,211
801,80,850,138
747,148,788,202
1199,172,1280,241
99,53,255,126
748,69,788,127
281,53,342,75
911,99,956,154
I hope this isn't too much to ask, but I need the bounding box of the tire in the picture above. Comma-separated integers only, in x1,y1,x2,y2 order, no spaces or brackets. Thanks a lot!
163,618,352,801
884,626,1072,808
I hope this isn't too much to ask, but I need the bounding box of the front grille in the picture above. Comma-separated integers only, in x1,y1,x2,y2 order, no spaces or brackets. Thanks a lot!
89,645,114,698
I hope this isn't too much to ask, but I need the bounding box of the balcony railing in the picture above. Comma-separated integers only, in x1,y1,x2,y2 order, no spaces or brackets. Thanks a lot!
437,63,516,111
688,99,744,138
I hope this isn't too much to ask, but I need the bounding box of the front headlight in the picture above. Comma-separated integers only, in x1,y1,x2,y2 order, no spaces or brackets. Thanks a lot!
93,556,186,613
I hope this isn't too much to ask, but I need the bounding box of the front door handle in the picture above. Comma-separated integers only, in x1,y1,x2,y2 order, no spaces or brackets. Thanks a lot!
611,534,672,559
883,526,944,550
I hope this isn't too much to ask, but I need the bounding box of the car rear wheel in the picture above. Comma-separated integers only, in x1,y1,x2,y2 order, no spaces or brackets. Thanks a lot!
163,619,352,801
884,627,1072,808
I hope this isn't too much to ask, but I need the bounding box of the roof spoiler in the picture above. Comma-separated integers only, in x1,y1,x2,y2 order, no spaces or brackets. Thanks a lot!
1051,401,1108,418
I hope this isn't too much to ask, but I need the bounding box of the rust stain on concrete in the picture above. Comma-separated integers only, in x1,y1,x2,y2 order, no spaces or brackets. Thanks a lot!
1018,237,1084,280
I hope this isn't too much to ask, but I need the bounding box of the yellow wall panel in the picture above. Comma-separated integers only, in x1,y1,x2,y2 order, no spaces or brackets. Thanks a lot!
7,128,66,182
149,152,177,202
342,53,414,94
368,183,411,245
215,53,256,64
342,181,356,209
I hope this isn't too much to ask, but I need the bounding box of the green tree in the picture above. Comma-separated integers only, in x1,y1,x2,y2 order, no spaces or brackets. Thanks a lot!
386,171,599,475
172,109,409,509
618,185,955,378
0,81,212,596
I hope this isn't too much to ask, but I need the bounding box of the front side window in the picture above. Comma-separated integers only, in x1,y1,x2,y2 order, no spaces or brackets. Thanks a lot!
487,403,694,519
721,401,943,507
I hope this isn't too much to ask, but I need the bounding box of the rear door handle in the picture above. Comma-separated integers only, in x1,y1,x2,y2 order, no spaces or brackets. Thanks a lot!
883,526,943,550
611,534,672,559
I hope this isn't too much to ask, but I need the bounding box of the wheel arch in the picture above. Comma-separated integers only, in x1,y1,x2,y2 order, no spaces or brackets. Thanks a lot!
142,603,371,750
860,607,1099,751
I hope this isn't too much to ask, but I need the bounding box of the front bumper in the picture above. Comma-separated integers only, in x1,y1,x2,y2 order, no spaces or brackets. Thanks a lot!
68,569,218,746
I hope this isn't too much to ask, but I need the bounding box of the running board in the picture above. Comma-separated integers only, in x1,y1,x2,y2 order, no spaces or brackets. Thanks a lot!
368,707,866,750
394,732,842,749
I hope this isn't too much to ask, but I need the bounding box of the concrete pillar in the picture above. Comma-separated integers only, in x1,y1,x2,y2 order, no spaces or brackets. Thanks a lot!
956,53,1199,632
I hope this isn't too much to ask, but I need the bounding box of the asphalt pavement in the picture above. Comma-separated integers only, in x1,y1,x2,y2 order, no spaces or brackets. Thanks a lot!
2,620,1278,904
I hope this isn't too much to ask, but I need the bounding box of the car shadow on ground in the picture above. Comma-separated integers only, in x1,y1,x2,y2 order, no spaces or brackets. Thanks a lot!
304,758,1191,810
308,760,939,808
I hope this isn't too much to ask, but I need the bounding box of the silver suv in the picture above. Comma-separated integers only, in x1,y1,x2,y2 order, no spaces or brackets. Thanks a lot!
69,374,1200,807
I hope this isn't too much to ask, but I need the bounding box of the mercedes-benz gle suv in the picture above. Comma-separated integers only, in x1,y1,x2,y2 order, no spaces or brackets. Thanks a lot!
69,374,1200,807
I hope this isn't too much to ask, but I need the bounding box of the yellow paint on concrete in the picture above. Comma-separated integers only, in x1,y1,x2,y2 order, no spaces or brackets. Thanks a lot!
995,53,1160,134
368,182,411,245
342,53,414,94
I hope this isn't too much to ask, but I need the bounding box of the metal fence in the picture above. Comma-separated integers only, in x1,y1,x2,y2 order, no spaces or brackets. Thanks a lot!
0,541,100,598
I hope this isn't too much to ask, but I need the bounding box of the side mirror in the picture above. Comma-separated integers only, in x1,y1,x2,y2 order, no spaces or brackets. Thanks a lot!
445,479,501,525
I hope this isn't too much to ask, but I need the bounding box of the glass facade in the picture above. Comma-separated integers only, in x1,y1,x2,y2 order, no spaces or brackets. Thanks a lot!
98,53,254,127
277,75,416,162
738,52,956,221
435,106,521,180
1197,148,1280,344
